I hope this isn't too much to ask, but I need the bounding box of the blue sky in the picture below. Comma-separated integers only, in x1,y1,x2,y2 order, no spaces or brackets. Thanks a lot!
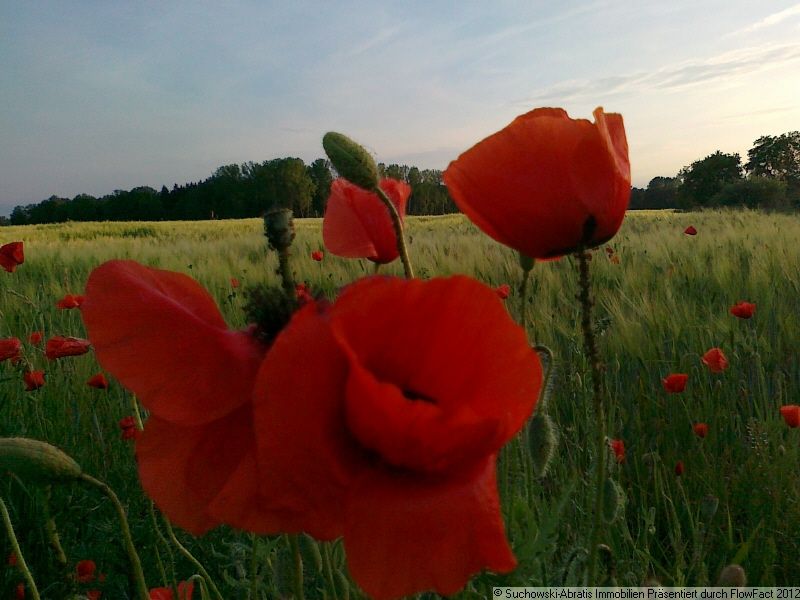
1,1,799,214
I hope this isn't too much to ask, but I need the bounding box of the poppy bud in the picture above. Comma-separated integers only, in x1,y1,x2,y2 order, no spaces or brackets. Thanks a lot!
716,564,746,587
264,208,296,252
597,543,617,586
322,132,379,192
0,437,82,484
602,477,625,524
518,252,535,273
641,576,661,587
527,413,557,478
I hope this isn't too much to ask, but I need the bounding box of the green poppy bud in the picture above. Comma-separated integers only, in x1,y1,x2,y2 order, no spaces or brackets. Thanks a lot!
0,438,81,484
322,132,379,191
518,252,535,273
264,208,295,252
717,564,746,587
528,413,558,478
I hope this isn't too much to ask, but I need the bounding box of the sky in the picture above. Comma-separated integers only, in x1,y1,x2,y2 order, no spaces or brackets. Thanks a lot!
1,0,799,215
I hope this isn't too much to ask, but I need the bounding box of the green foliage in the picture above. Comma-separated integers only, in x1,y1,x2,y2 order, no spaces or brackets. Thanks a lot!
710,178,789,210
677,151,742,208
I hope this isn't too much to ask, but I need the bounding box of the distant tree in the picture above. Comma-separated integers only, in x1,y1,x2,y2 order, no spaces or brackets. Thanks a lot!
711,178,789,210
746,132,800,204
678,151,742,208
307,159,333,216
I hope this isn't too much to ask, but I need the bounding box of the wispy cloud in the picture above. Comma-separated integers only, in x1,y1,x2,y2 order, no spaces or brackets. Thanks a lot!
515,43,800,105
732,2,800,34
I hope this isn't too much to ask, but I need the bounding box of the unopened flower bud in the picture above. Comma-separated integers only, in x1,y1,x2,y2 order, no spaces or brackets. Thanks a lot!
322,132,379,191
717,564,746,587
518,252,535,273
264,208,295,251
0,438,81,483
528,413,558,478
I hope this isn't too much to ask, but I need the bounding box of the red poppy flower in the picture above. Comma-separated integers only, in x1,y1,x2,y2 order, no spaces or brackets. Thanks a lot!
87,591,102,600
252,276,541,599
56,294,85,309
23,370,45,392
8,552,17,566
119,416,139,440
780,405,800,428
730,301,756,319
76,559,96,583
443,107,630,260
87,373,109,389
323,178,411,264
149,581,194,600
0,242,24,273
45,336,91,360
81,260,272,534
311,250,324,262
609,439,625,463
701,348,728,373
495,284,511,300
28,331,43,346
0,338,22,362
684,226,697,236
693,423,709,438
662,373,688,394
674,461,684,476
230,277,240,289
15,583,25,600
295,283,313,305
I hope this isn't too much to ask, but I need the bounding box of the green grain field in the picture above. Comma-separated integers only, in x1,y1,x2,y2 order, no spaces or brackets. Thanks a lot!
2,209,800,598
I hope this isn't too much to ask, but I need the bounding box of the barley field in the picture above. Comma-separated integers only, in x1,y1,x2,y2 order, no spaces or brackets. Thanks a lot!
2,209,800,598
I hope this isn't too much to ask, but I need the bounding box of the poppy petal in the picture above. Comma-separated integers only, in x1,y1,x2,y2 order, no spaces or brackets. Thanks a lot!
82,260,265,425
343,456,515,600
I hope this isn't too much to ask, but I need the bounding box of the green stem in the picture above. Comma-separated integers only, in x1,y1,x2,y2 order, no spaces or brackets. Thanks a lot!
80,473,149,600
278,248,296,297
288,534,304,600
0,496,41,600
322,542,339,600
249,533,260,600
163,518,225,600
374,186,414,279
576,250,607,585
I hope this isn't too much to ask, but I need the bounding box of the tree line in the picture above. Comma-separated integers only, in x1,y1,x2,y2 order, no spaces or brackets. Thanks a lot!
2,158,457,225
630,131,800,210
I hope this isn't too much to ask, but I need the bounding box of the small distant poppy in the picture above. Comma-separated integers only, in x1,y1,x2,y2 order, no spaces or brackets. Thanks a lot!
87,373,109,389
779,405,800,428
23,370,45,392
495,284,511,300
295,283,313,305
0,338,22,362
605,246,614,255
76,559,96,583
701,348,728,373
119,416,138,440
86,591,102,600
662,373,688,394
7,552,17,566
323,178,411,264
684,226,697,236
730,301,756,319
674,461,684,476
311,250,324,262
693,423,709,438
230,277,240,289
15,583,25,600
45,336,91,360
56,294,85,310
609,439,626,463
0,242,24,273
149,581,194,600
443,107,630,260
28,331,43,346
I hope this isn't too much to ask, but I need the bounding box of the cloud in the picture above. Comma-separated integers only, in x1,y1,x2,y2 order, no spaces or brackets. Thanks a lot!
732,3,800,34
515,42,800,105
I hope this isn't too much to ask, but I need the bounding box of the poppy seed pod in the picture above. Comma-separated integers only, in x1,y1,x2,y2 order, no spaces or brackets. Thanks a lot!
528,413,558,478
716,564,746,587
322,132,380,192
264,208,296,252
0,437,82,483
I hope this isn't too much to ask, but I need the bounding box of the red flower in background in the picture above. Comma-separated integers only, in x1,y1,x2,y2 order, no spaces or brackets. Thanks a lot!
693,423,709,438
86,591,102,600
662,373,688,394
311,250,324,262
15,583,25,600
81,260,271,534
149,581,194,600
45,336,91,360
0,338,22,362
87,373,109,389
323,178,411,264
675,461,685,476
56,294,85,309
23,370,45,391
684,226,697,236
7,552,17,566
495,284,511,300
443,107,630,260
701,348,728,373
28,331,43,346
230,277,240,289
253,276,541,600
76,559,96,583
780,405,800,428
730,301,756,319
295,283,313,305
0,242,24,273
609,439,626,463
119,416,139,440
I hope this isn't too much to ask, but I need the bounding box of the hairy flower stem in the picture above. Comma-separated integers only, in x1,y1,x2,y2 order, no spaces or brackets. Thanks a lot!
80,473,150,600
576,250,607,585
288,534,305,600
163,518,224,600
42,487,69,580
0,496,41,600
374,186,414,279
277,248,296,298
